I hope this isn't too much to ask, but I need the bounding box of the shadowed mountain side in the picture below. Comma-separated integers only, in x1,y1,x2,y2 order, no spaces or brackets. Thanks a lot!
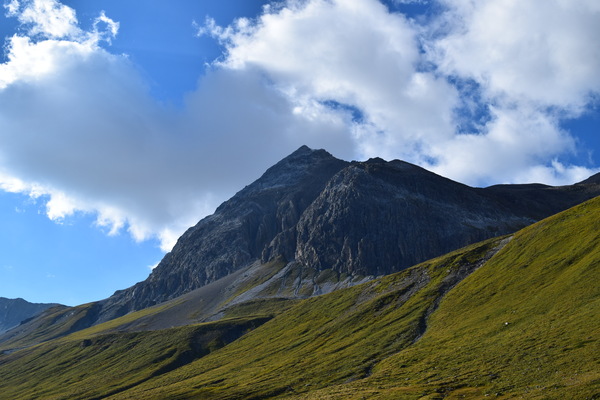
0,258,371,350
293,159,526,276
97,146,349,322
578,171,600,185
0,298,62,334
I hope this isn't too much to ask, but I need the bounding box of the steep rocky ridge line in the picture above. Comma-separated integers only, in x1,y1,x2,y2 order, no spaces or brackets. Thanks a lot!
3,146,599,342
96,147,600,324
97,146,349,322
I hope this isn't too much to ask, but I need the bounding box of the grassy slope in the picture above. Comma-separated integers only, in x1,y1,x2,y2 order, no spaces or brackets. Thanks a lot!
109,197,600,400
0,316,271,400
0,258,291,351
374,195,600,399
294,196,600,399
1,197,598,399
0,234,502,400
106,237,506,399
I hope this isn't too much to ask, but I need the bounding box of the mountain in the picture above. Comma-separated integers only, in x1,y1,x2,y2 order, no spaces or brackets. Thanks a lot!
98,146,600,319
0,196,597,399
0,298,60,334
97,145,349,320
2,146,600,343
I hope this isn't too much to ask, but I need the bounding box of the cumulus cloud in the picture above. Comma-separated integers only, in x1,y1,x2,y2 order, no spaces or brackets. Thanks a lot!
424,0,600,184
201,0,459,163
434,0,600,111
7,0,80,39
0,0,599,252
198,0,599,185
0,0,354,251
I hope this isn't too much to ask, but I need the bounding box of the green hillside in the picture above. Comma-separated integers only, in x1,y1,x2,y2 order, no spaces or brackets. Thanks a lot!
0,197,598,399
0,316,271,399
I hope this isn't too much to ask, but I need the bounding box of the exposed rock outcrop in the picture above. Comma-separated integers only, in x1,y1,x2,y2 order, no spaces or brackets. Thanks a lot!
97,146,348,320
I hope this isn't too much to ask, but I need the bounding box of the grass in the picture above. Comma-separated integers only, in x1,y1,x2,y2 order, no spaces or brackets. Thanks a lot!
1,197,599,399
294,196,600,399
104,237,505,399
0,316,271,400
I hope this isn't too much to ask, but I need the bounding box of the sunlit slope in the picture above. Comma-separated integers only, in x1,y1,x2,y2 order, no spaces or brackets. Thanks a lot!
295,196,600,399
0,236,505,400
104,237,508,399
110,197,600,400
1,197,598,400
361,195,600,399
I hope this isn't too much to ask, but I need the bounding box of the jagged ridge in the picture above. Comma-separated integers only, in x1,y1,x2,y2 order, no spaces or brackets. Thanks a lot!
101,146,599,322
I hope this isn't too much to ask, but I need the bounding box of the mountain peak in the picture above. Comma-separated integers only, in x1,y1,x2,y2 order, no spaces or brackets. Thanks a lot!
20,147,600,333
290,144,313,155
364,157,387,164
244,146,341,193
285,145,335,162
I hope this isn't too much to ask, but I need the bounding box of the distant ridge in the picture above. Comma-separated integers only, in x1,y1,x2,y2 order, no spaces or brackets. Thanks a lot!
0,297,61,334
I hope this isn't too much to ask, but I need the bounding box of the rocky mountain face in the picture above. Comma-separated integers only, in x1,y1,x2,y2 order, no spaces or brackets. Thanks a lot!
0,298,60,334
95,146,600,322
97,146,349,320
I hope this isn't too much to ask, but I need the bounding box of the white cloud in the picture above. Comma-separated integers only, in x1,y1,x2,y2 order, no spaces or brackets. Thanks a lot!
0,0,355,251
9,0,80,39
434,0,600,111
393,0,428,4
0,0,598,253
4,0,20,16
201,0,459,163
200,0,599,183
428,105,589,185
421,0,600,184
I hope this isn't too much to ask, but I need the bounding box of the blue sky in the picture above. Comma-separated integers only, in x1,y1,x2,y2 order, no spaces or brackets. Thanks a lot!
0,0,598,306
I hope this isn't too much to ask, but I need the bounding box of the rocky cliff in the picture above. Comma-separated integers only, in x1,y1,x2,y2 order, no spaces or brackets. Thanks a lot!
96,146,600,322
97,146,349,320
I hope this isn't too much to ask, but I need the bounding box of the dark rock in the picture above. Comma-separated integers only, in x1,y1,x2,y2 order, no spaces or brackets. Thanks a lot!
97,146,348,321
577,171,600,185
294,161,518,275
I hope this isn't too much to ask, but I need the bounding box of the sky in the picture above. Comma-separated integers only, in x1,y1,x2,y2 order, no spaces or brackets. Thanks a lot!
0,0,598,306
